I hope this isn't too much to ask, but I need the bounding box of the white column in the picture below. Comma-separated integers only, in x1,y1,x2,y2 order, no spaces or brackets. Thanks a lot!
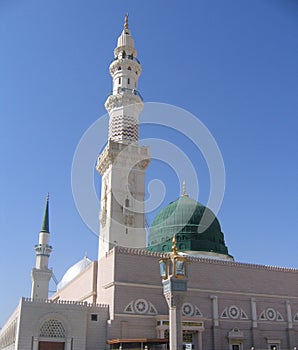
65,338,72,350
166,293,184,350
286,300,293,329
210,295,219,326
251,298,257,328
32,337,39,350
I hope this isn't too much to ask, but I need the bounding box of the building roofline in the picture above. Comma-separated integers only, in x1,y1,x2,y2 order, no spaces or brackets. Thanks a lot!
114,246,298,273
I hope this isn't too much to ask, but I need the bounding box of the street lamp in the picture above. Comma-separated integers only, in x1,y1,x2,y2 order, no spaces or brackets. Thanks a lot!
159,236,188,350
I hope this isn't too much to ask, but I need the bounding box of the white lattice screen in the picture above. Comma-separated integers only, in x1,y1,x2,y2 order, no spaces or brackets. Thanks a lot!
39,319,66,338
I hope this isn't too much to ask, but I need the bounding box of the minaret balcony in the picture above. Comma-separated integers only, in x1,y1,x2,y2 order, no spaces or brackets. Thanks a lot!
115,87,143,101
113,54,140,64
105,88,144,113
109,57,141,76
34,243,53,256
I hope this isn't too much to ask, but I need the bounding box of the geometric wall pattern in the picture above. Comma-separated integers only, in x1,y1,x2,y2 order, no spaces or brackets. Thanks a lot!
39,319,66,338
124,299,157,315
109,114,138,143
221,305,248,320
182,302,203,317
259,308,284,322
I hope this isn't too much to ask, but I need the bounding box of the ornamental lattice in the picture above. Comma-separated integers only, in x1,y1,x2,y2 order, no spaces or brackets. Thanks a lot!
39,319,66,338
109,114,138,143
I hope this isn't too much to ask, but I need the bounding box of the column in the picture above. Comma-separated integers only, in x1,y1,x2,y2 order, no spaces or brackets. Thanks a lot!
210,295,219,350
250,298,258,349
32,337,39,350
65,338,72,350
198,331,203,350
166,293,184,350
286,300,295,348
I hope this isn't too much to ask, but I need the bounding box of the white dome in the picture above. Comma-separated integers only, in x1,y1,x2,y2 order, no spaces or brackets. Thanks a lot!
57,256,92,290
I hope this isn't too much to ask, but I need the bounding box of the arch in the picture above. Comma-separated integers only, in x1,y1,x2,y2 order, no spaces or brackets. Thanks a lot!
34,312,72,339
39,319,65,338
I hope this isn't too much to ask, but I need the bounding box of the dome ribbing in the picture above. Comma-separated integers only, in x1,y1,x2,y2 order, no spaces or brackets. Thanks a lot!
147,196,232,259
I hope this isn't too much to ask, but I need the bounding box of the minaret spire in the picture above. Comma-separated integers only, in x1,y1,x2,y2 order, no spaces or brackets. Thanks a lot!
31,195,53,300
41,192,49,232
124,13,129,30
181,180,188,197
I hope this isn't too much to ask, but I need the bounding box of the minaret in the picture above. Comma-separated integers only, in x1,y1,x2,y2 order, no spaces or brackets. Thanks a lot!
96,14,150,258
31,194,53,300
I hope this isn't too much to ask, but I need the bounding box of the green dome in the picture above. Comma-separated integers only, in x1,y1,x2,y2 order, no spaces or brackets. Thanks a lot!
147,195,232,258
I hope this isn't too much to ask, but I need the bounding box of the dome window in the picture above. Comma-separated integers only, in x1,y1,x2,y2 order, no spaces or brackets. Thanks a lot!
118,66,122,71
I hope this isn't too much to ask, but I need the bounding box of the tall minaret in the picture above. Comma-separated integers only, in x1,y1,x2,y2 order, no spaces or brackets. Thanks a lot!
96,14,150,258
31,194,53,300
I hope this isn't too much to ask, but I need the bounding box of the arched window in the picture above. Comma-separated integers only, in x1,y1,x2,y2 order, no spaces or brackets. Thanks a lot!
118,66,122,70
39,319,66,338
128,66,131,70
125,198,130,207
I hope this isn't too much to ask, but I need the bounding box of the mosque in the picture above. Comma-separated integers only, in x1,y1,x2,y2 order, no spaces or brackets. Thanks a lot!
0,15,297,350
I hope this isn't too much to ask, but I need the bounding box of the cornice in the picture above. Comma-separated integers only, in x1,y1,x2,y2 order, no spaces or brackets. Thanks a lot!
105,94,143,113
110,58,141,76
114,246,298,274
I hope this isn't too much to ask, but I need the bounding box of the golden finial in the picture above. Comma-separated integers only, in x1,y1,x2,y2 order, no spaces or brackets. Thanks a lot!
124,13,129,30
181,180,188,197
171,235,178,256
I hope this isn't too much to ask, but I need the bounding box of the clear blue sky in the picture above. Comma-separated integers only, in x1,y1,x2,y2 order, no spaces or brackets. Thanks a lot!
1,0,297,326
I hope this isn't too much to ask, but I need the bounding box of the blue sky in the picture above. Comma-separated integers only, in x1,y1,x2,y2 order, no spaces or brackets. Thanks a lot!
0,0,297,326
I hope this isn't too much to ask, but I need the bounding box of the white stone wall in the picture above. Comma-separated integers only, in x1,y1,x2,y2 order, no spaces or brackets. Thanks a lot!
12,298,108,350
50,262,97,304
0,302,19,350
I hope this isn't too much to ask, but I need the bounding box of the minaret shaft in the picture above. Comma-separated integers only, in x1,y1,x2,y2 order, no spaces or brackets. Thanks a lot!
31,195,52,300
97,16,150,259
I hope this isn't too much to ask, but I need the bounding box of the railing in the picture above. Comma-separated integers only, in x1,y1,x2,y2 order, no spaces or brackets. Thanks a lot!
113,55,140,64
108,88,143,101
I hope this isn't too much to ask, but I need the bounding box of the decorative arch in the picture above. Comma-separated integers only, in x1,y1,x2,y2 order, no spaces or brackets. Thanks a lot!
31,313,73,350
39,319,65,338
34,312,72,339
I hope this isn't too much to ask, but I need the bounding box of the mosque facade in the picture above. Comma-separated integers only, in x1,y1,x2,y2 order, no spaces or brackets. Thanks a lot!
0,15,297,350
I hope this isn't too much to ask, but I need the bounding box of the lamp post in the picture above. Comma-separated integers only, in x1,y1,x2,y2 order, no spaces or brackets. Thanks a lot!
159,236,188,350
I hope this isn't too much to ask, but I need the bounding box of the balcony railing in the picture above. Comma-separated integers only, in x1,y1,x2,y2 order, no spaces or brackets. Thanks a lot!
113,55,140,64
108,87,143,101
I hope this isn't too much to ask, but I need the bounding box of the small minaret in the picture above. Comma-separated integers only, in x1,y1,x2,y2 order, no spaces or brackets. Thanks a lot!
31,194,53,300
96,15,150,258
